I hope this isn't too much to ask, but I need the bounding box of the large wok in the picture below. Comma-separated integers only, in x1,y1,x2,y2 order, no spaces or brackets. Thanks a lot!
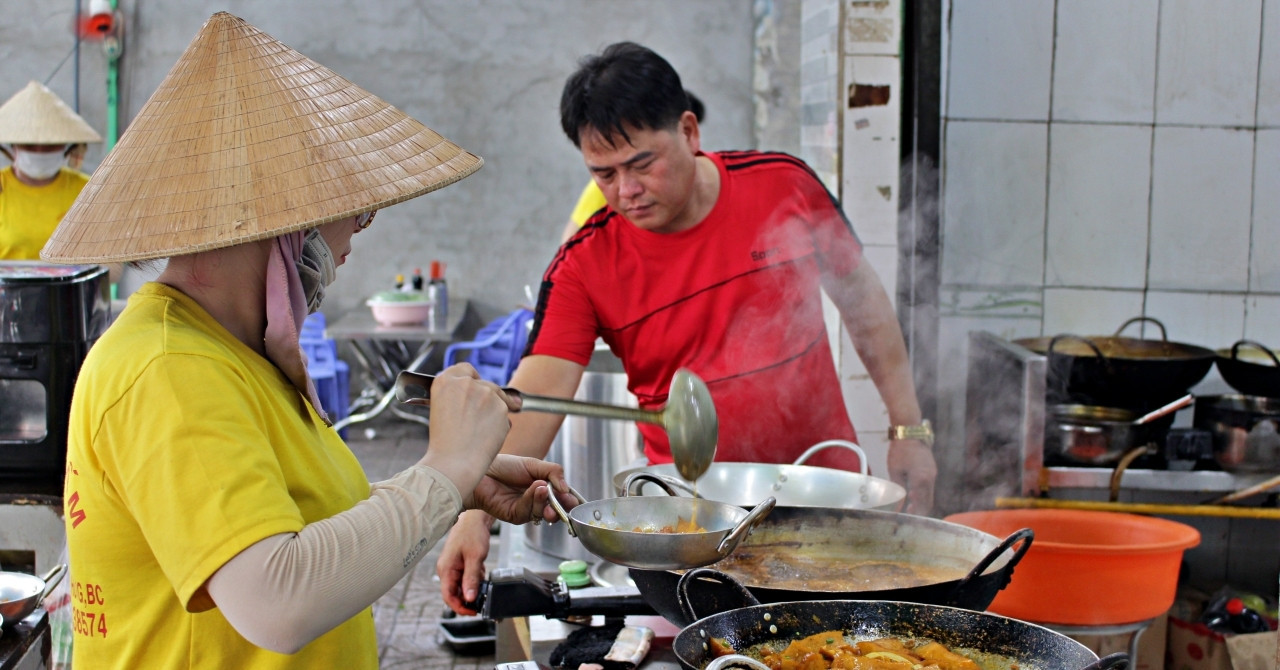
628,506,1033,627
612,441,905,512
1014,317,1214,408
672,596,1126,670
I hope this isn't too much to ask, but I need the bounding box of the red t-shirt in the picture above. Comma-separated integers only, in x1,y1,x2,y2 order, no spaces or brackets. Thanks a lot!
529,151,864,471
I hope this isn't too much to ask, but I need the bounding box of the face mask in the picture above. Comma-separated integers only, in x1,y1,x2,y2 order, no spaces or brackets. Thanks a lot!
297,229,337,314
13,149,66,181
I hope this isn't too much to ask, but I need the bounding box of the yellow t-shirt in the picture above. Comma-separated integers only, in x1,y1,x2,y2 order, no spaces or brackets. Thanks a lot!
0,166,89,259
64,282,377,669
568,180,608,227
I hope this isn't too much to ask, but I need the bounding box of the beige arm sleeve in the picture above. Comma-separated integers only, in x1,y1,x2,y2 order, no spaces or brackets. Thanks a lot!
206,465,464,654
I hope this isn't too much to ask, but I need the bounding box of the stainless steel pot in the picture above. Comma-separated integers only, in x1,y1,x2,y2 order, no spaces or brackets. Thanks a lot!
612,441,905,511
1045,395,1192,465
525,356,643,561
1193,395,1280,473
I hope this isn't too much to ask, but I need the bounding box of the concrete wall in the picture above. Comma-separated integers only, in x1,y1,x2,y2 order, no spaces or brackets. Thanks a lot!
1,0,759,323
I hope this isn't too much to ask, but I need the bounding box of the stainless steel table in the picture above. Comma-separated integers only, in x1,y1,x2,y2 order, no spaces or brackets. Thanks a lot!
325,298,468,431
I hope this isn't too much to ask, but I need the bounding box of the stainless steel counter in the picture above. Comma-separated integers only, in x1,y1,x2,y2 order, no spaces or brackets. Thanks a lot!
1046,467,1271,493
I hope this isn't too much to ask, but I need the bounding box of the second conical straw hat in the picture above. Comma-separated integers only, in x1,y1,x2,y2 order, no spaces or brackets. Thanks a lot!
42,12,482,263
0,80,103,145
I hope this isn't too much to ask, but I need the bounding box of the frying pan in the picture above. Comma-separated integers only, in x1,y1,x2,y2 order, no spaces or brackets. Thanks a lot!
628,506,1033,627
546,486,776,570
1215,340,1280,398
672,593,1127,670
0,564,65,626
1014,317,1214,408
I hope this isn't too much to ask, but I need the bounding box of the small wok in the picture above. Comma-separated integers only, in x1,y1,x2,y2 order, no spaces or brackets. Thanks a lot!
547,487,775,571
1215,340,1280,398
613,440,906,512
0,565,65,626
672,595,1126,670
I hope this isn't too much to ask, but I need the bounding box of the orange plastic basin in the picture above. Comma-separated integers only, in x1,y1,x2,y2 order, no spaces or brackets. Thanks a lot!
944,509,1200,625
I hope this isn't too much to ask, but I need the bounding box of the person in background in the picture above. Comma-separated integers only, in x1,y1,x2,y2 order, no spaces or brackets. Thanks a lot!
0,81,102,260
438,41,937,614
42,13,574,669
559,90,703,243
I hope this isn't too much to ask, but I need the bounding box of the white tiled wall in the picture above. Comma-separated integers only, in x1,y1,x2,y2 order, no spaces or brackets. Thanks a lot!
937,0,1278,474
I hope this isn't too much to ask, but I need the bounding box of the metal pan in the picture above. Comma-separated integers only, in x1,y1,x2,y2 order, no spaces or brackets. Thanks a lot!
628,506,1033,626
0,564,65,626
1215,340,1280,398
613,440,905,512
547,487,775,571
1015,317,1214,408
672,595,1125,670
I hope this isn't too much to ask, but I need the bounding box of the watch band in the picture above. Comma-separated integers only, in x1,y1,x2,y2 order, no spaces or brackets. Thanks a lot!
887,419,934,446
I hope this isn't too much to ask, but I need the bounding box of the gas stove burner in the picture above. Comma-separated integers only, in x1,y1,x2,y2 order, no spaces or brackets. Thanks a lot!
477,568,655,621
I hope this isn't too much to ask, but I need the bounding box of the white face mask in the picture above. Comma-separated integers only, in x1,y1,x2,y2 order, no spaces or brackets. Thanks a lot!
13,149,66,180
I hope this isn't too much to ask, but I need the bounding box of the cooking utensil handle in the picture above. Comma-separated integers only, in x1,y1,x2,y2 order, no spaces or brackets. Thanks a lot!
1232,339,1280,366
623,472,696,498
676,567,761,623
1210,472,1280,505
1115,316,1166,341
38,564,67,602
793,440,868,476
706,655,773,670
545,485,588,537
716,497,776,555
1133,394,1193,425
1080,652,1130,670
395,370,663,425
947,527,1034,604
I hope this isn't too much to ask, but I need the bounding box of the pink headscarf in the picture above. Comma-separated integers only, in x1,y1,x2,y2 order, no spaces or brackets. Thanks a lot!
264,231,329,424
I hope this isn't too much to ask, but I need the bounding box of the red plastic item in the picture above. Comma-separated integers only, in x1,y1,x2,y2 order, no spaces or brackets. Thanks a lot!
430,260,445,280
944,509,1200,625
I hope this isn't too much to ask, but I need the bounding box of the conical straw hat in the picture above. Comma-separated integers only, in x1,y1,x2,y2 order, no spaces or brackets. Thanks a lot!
0,81,103,145
42,12,482,263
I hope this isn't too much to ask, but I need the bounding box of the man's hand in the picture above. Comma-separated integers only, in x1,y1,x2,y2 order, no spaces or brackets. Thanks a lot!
887,438,936,515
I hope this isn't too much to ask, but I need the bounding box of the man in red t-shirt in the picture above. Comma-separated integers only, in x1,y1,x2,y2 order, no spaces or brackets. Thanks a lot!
438,42,937,615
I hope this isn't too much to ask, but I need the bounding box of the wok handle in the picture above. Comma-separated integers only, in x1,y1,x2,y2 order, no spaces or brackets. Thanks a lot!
545,485,588,537
716,497,776,555
623,471,697,498
38,564,67,603
1080,652,1130,670
676,568,761,623
793,440,869,476
1231,340,1280,367
947,528,1034,604
1115,316,1166,341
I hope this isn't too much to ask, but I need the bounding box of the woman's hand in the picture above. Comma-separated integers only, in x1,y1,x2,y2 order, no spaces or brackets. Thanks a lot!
465,454,578,523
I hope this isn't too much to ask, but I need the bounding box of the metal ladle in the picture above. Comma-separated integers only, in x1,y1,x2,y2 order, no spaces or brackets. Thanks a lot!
394,367,718,481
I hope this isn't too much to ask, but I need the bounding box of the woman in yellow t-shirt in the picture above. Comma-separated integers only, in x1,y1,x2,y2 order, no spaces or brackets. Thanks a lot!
0,81,102,259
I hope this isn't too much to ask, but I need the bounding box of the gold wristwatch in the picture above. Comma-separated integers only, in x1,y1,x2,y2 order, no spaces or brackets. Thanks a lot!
887,419,934,447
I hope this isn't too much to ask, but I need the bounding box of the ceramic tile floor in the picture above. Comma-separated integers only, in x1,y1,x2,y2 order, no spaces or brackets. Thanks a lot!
346,415,500,670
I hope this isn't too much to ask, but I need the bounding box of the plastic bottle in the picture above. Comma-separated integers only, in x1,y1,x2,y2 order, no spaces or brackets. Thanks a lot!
426,261,448,331
411,268,424,292
394,273,405,291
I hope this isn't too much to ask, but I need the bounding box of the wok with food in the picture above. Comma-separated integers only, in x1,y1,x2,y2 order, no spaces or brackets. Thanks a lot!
673,598,1128,670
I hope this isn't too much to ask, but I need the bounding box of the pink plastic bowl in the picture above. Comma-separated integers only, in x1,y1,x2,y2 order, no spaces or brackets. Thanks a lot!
367,299,431,326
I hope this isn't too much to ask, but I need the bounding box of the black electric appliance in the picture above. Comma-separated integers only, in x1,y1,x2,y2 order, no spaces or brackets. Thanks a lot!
0,262,109,491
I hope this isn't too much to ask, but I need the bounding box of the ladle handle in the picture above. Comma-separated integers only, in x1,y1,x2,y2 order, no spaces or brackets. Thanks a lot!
395,371,664,425
1133,394,1193,425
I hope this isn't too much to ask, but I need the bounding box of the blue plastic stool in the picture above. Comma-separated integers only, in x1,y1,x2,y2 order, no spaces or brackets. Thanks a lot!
302,313,351,437
443,308,534,386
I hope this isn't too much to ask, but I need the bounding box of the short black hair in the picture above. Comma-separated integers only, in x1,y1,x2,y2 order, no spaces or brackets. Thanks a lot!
559,42,690,149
